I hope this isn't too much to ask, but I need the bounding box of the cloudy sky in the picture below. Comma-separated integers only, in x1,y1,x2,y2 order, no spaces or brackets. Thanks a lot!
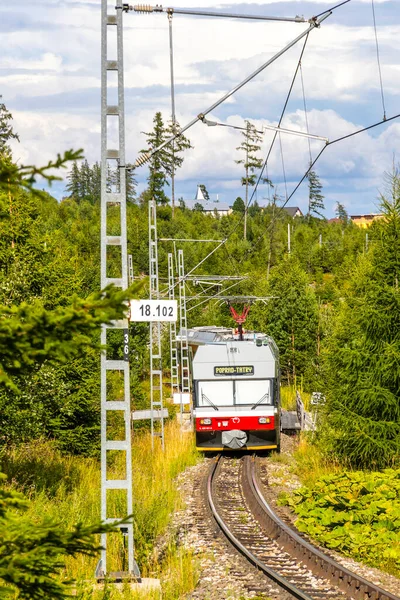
1,0,399,216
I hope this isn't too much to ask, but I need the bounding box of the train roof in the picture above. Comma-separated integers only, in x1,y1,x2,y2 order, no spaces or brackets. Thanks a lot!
178,327,277,349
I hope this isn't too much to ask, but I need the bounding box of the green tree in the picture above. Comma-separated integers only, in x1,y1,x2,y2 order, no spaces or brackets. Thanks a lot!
321,170,400,469
249,257,319,384
164,118,192,214
235,121,269,239
193,202,204,212
199,184,210,201
0,97,19,155
141,112,169,205
335,201,348,223
307,170,325,218
0,475,125,600
232,196,245,213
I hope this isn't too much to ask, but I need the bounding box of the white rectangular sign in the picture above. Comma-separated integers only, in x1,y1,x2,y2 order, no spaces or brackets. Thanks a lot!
173,392,191,405
130,299,177,322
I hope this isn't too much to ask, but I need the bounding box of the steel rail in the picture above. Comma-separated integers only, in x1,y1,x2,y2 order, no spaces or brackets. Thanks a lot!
207,456,315,600
245,456,400,600
207,455,400,600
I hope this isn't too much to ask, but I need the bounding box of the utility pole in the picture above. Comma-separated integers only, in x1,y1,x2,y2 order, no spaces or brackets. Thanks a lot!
178,249,190,422
149,199,165,449
99,0,139,579
168,12,176,216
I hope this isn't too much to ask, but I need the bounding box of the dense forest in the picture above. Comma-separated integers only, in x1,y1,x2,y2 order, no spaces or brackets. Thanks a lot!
1,95,400,597
0,102,399,470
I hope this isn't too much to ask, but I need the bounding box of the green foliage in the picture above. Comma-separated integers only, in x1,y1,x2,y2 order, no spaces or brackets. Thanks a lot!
0,149,84,198
248,258,319,384
232,196,245,213
0,473,123,600
307,170,325,218
198,184,209,200
0,285,132,390
321,170,400,469
0,97,19,154
140,113,192,205
284,469,400,576
66,160,136,205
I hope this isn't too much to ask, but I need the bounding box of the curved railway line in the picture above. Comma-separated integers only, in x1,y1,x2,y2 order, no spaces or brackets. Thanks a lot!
207,455,400,600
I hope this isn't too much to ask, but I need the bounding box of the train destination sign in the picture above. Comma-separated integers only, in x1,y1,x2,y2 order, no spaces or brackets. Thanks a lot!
214,365,254,376
130,299,177,322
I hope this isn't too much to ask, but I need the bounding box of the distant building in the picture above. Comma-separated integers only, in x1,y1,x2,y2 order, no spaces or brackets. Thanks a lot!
283,206,303,218
350,214,383,228
181,185,231,217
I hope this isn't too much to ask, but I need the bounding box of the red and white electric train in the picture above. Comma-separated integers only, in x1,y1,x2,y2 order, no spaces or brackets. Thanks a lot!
186,327,281,452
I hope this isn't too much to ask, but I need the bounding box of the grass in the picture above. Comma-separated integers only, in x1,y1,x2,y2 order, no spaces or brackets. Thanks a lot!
0,419,200,599
280,384,311,411
292,435,342,488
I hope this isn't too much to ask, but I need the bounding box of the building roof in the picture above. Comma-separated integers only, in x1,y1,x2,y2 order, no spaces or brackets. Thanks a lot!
181,199,231,212
283,206,303,217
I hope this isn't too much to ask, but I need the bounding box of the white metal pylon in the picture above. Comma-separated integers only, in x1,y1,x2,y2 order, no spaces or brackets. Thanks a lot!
178,249,190,420
149,199,165,449
168,253,179,403
99,0,139,579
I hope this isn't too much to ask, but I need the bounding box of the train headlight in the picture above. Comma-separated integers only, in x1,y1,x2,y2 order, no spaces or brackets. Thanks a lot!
200,418,212,425
258,417,270,424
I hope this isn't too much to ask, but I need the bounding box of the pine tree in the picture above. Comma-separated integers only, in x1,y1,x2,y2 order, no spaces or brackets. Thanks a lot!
249,257,319,384
140,112,170,205
164,118,192,214
0,97,19,156
199,184,210,200
307,169,325,218
322,168,400,469
235,121,269,239
335,201,348,223
65,161,81,200
232,197,245,213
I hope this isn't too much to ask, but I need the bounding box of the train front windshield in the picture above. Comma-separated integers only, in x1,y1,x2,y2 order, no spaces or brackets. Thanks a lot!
197,379,273,408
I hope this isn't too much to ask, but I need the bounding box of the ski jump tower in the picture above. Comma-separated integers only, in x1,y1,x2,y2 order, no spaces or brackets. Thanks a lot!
99,0,139,579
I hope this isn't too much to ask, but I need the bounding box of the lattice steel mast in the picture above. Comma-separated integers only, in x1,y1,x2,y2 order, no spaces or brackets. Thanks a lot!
149,199,165,449
178,249,190,418
99,0,139,579
168,253,179,399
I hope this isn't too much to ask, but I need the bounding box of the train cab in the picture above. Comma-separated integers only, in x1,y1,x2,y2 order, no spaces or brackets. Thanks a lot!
187,328,280,452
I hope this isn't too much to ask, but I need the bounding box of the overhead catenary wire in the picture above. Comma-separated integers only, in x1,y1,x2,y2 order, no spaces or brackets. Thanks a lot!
278,133,289,201
158,1,347,291
371,0,386,121
300,60,313,165
246,112,400,259
134,12,332,167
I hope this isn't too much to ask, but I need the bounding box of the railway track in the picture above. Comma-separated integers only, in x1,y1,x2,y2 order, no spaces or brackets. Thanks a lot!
207,455,400,600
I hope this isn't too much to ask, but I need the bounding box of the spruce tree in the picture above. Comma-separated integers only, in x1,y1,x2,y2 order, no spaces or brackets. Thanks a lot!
199,184,210,201
164,118,192,213
335,201,348,223
0,97,19,156
307,169,325,218
322,169,400,469
232,197,245,213
140,112,179,205
249,257,319,384
65,161,81,200
235,121,269,239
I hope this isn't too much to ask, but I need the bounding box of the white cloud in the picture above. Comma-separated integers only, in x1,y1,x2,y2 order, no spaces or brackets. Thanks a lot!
2,0,400,215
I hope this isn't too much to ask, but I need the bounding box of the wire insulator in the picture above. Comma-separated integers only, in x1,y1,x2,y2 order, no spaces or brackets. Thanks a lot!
135,152,151,167
133,4,163,12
